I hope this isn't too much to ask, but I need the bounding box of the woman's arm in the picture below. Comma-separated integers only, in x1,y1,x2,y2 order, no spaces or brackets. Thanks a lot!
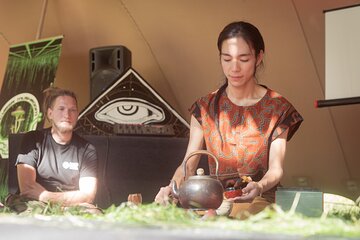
233,129,288,202
17,163,97,206
172,115,205,183
154,115,204,204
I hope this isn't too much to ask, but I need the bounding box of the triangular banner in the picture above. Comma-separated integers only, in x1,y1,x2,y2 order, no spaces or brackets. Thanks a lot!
75,68,189,137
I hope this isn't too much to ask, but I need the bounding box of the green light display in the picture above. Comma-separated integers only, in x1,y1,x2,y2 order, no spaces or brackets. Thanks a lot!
0,36,63,158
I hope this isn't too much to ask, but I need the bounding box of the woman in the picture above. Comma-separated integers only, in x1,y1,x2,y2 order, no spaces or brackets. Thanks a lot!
155,21,303,218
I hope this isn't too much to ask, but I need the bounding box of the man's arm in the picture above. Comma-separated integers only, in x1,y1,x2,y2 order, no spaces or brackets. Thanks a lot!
17,163,97,206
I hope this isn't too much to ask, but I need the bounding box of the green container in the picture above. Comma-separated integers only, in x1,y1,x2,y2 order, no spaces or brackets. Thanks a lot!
275,187,323,217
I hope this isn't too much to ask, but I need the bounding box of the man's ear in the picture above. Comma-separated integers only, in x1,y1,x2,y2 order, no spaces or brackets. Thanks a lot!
47,108,52,121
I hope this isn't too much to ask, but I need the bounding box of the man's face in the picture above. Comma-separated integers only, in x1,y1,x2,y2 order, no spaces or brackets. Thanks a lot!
47,96,78,133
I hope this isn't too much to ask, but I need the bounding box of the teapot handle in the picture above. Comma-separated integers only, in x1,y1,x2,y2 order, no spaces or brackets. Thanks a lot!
182,150,220,180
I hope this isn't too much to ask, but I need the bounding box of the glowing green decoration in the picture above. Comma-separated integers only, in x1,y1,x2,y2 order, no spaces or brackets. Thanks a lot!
0,36,63,159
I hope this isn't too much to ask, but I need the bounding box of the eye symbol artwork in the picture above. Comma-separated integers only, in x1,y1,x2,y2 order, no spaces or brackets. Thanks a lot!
95,97,165,125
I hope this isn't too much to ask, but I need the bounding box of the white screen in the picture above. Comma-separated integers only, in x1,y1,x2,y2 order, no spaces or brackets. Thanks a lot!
325,5,360,100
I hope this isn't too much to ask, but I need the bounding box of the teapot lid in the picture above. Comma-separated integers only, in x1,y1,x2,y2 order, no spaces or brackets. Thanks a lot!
196,168,205,176
188,168,214,180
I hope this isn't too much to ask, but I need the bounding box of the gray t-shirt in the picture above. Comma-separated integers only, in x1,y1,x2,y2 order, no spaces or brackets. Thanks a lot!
16,128,97,192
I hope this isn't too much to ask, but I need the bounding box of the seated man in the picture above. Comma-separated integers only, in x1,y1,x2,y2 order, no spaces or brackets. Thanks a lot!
12,87,98,211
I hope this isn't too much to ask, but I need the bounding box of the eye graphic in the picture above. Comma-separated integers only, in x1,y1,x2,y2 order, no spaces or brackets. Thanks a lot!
95,98,165,125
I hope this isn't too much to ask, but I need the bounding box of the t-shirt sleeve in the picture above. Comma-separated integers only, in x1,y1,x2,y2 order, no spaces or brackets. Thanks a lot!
15,131,42,168
80,143,98,178
189,101,202,125
272,105,303,141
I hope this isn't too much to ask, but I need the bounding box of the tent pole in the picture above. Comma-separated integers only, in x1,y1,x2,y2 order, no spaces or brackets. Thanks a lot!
36,0,48,40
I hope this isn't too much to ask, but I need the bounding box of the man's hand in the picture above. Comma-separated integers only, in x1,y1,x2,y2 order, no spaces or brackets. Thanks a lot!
17,163,97,206
20,183,48,201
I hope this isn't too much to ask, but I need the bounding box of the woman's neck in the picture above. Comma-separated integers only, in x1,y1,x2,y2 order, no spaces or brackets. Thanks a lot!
226,82,266,106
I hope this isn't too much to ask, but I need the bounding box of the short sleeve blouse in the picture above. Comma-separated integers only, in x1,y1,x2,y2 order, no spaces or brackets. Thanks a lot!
190,86,303,183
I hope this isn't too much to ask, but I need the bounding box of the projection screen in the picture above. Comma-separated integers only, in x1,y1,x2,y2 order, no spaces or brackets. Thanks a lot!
324,4,360,101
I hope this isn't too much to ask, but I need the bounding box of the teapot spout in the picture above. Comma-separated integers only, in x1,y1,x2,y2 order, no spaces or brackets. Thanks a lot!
170,180,179,199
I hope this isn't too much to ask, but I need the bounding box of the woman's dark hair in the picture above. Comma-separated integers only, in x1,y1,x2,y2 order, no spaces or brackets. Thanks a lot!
43,86,78,120
217,21,265,58
214,21,265,144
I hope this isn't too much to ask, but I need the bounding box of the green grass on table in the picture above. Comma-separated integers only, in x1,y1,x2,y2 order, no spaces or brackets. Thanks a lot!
0,166,359,238
0,200,359,238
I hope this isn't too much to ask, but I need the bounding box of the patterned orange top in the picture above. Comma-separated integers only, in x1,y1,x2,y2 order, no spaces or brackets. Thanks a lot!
190,86,303,200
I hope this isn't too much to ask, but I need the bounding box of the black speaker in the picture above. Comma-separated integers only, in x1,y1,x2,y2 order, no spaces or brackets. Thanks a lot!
90,46,131,101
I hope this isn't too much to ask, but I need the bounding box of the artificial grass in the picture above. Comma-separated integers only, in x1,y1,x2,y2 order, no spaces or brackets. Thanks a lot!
0,199,359,238
0,166,359,239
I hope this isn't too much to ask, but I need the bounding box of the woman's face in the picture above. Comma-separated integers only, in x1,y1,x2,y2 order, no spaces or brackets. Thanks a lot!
220,37,262,88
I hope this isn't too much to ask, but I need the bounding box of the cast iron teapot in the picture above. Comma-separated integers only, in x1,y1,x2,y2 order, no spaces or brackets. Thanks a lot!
171,150,224,209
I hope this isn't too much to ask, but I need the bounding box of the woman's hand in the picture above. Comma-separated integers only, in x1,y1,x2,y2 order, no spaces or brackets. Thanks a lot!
226,181,263,203
154,185,174,205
